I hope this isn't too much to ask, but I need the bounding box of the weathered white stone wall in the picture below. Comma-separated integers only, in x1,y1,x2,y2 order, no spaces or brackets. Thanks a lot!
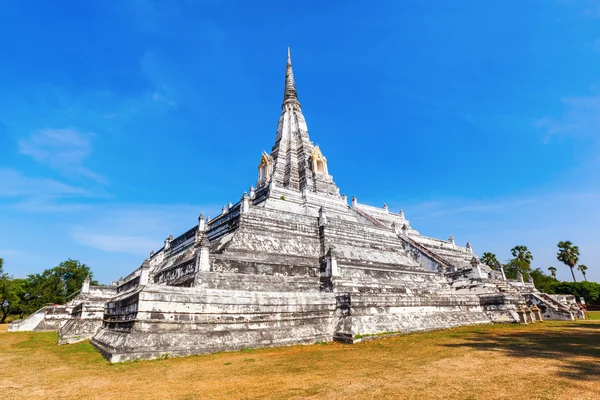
92,284,337,362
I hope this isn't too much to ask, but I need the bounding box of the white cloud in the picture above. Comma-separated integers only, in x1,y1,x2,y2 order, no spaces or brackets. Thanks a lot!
0,168,89,198
535,95,600,143
72,232,158,255
18,128,108,185
70,203,221,256
393,190,600,282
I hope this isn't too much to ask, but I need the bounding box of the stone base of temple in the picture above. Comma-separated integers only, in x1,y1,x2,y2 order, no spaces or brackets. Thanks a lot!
90,284,337,363
89,283,522,362
333,294,493,342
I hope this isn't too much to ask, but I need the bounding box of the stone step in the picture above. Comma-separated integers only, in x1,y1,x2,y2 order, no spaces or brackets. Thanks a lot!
194,272,321,292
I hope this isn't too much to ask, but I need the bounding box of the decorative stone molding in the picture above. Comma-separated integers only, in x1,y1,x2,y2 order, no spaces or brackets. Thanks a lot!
311,146,329,177
257,151,272,187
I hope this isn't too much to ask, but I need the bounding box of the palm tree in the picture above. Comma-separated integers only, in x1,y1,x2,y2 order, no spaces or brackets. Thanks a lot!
511,245,533,264
480,252,499,268
577,264,588,281
548,266,557,280
557,240,580,282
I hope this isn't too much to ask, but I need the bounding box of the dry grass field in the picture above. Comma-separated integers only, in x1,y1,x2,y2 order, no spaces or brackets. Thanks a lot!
2,315,600,400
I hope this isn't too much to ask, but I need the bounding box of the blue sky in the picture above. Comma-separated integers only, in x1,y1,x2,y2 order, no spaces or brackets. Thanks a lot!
1,0,599,284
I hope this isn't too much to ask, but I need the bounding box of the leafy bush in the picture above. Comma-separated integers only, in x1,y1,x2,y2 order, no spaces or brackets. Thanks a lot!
549,281,600,306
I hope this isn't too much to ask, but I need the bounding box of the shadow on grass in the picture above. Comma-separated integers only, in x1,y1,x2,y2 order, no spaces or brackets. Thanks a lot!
442,323,600,381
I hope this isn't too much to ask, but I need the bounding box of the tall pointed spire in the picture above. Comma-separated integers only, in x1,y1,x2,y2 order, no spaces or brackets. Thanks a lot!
283,47,300,109
255,48,339,198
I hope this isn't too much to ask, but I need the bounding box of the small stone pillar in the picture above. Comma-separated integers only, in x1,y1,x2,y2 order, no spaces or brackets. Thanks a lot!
471,256,483,279
326,247,339,277
228,202,233,210
150,250,155,258
391,222,400,236
516,271,524,284
399,209,405,219
196,238,211,273
241,192,250,213
139,259,150,285
198,213,206,232
82,275,91,294
466,242,473,253
495,261,507,281
318,206,328,227
341,194,347,204
383,203,388,213
517,307,528,324
401,223,409,239
221,205,227,215
164,235,173,251
531,305,543,322
525,307,535,323
351,196,358,208
249,186,255,199
448,235,455,248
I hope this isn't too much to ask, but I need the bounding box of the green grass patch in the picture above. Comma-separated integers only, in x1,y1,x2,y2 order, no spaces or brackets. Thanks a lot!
588,311,600,320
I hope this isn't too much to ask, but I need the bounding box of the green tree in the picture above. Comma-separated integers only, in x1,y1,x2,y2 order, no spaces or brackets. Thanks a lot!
548,266,557,280
0,260,26,323
504,259,532,280
9,279,30,319
557,241,580,282
511,245,533,264
480,252,499,268
529,268,556,293
577,264,588,281
552,281,600,306
21,259,97,311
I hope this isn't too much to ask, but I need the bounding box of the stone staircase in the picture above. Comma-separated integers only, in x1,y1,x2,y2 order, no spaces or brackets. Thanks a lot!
525,292,575,321
492,279,521,296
